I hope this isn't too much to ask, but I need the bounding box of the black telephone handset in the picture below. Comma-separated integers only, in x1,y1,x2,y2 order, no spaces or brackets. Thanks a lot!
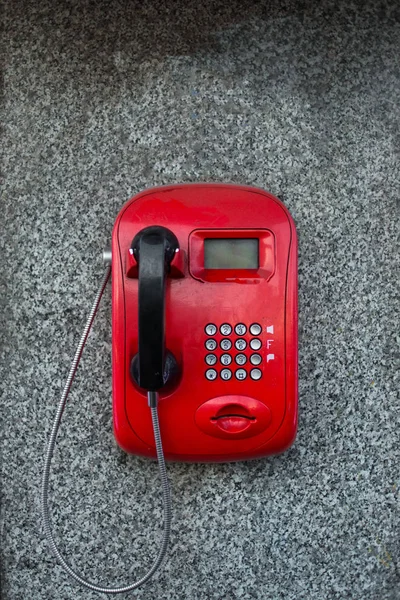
130,226,180,393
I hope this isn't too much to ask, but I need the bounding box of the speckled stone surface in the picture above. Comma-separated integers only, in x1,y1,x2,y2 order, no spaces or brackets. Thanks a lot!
1,0,399,598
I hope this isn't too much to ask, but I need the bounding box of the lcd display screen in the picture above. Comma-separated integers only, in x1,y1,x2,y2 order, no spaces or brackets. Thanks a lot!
204,238,259,269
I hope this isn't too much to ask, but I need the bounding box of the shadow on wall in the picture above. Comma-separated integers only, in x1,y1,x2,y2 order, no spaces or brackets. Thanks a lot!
10,0,391,68
7,0,399,110
7,0,315,62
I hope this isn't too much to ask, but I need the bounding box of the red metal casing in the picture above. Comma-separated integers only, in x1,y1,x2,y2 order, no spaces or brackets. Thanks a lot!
111,183,298,462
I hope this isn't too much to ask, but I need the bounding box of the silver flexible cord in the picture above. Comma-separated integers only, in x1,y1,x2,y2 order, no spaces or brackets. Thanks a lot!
41,267,172,594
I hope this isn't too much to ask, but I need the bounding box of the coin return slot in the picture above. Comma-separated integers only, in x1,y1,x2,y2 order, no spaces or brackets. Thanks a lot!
211,414,256,421
211,412,256,433
209,403,256,433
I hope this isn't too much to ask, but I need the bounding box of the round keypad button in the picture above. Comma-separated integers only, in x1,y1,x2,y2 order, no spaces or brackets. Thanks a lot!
205,339,217,351
220,323,232,336
235,368,247,380
249,323,262,336
250,368,262,380
205,369,217,381
235,338,247,351
249,338,262,351
205,354,217,366
220,354,232,366
250,353,262,366
234,323,247,336
205,324,217,336
220,339,232,351
220,369,232,380
235,353,247,366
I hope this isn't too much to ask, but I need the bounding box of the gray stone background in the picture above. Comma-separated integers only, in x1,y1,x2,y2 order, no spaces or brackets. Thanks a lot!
1,0,399,599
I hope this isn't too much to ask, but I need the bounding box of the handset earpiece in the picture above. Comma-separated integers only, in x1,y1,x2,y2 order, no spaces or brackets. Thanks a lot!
130,226,180,392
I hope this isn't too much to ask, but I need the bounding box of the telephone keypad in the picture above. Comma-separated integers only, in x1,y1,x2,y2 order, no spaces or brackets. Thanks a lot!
205,339,217,351
220,369,232,380
249,323,262,336
220,354,232,366
235,339,247,351
250,368,262,380
204,323,264,381
220,323,232,336
205,324,217,336
234,323,247,335
250,353,262,366
205,369,218,381
220,339,232,351
235,353,247,365
250,338,262,350
235,369,247,380
205,354,217,366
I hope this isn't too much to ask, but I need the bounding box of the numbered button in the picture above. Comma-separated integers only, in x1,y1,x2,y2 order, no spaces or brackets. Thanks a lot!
205,324,217,336
235,353,247,366
250,338,262,351
205,369,218,381
220,369,232,381
220,354,232,366
250,368,262,380
250,353,262,366
220,323,232,336
249,323,262,336
205,339,217,351
235,338,247,351
205,354,217,366
235,369,247,380
220,339,232,351
234,323,247,335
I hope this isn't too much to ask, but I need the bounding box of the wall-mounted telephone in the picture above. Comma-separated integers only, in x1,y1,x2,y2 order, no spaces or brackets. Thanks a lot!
112,183,298,461
42,183,298,594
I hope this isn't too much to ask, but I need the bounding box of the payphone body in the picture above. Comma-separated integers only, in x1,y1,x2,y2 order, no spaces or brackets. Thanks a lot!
111,184,298,462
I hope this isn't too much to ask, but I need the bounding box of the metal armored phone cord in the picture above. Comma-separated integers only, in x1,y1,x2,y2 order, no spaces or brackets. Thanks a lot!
41,266,172,594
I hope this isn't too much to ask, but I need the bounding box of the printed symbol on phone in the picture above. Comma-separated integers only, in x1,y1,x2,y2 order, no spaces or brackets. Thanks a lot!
235,369,247,380
221,369,232,380
205,354,217,365
235,339,247,351
266,340,274,349
220,324,232,335
266,325,274,334
266,354,275,363
220,339,232,351
220,354,232,366
235,324,246,335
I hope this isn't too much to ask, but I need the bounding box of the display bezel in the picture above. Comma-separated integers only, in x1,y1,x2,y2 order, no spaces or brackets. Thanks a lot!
189,229,275,283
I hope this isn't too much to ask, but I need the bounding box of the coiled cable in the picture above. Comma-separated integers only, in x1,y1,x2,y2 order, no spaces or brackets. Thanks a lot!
41,267,172,594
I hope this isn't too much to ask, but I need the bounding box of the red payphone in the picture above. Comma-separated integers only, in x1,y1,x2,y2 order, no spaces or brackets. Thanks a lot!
42,183,298,594
112,183,298,461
